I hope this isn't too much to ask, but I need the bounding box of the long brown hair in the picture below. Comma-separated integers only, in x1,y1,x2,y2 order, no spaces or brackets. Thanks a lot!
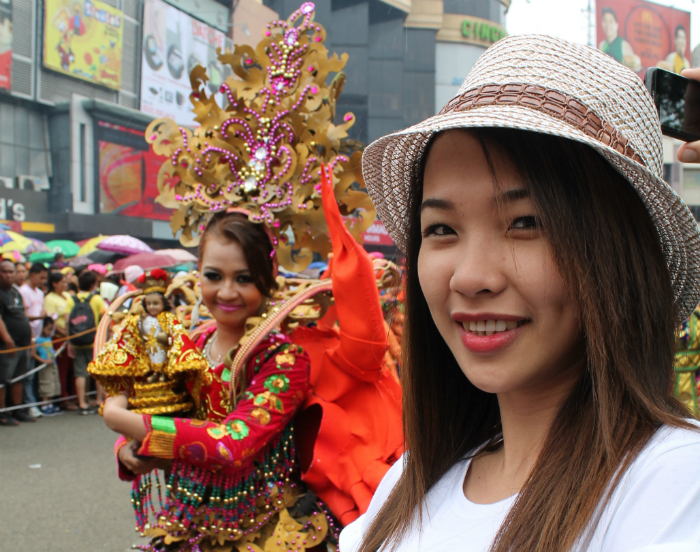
199,212,278,296
360,128,691,552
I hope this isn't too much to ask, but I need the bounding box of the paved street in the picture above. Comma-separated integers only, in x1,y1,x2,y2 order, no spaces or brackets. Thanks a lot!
0,412,148,551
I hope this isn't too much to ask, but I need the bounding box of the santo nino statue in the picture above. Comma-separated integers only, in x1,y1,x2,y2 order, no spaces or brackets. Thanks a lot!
89,269,207,415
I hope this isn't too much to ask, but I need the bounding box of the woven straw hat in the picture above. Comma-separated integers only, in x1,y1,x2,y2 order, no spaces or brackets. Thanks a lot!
362,34,700,322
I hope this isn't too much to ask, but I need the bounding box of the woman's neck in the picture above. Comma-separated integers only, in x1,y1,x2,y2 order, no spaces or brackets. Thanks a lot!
497,360,585,490
465,359,584,504
214,323,246,354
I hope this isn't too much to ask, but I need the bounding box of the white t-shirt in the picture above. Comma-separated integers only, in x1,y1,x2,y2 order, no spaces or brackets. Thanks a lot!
18,283,44,338
340,422,700,552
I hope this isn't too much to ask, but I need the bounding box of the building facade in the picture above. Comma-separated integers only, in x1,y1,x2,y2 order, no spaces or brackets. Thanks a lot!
1,0,508,245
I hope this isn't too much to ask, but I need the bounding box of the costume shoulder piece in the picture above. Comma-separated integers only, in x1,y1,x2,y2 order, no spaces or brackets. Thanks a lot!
146,1,374,272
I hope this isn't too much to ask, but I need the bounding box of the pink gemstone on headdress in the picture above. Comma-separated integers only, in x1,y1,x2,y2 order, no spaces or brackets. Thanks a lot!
175,195,182,201
314,36,322,42
302,3,314,14
308,66,314,72
265,31,271,36
181,161,187,168
245,58,253,65
344,113,353,121
273,220,280,227
311,86,318,94
150,134,157,141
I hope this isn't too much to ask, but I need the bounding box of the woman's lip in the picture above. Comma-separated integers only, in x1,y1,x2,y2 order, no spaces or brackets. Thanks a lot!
217,303,243,313
451,312,525,322
458,322,528,354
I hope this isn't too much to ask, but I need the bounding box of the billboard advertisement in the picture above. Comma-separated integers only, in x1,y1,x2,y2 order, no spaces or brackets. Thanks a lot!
597,0,691,76
97,122,172,221
140,0,229,127
0,0,11,90
42,0,123,89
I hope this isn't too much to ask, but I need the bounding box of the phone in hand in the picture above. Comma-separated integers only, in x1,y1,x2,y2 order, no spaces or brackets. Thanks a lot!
645,68,700,142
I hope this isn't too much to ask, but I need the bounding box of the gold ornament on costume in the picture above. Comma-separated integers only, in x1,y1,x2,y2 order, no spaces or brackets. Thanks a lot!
145,1,375,272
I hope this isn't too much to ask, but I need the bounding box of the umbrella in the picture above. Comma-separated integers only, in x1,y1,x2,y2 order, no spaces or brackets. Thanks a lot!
87,249,125,265
77,235,108,256
2,251,25,263
155,249,198,263
45,240,80,259
68,255,93,268
113,252,177,272
0,232,50,255
98,235,153,256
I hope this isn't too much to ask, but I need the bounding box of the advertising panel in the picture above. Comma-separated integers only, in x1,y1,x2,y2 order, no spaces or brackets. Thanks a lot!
141,0,229,127
97,122,171,221
362,219,395,247
597,0,691,75
43,0,123,90
0,0,11,90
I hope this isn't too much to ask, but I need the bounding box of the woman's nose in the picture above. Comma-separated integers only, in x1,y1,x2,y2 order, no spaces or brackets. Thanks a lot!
449,237,507,298
217,280,240,302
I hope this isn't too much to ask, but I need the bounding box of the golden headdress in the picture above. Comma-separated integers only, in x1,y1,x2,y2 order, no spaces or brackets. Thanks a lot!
146,2,375,272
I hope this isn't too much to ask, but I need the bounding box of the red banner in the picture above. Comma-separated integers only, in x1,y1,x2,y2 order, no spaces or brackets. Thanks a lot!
97,122,171,220
0,0,12,90
597,0,691,76
362,219,394,247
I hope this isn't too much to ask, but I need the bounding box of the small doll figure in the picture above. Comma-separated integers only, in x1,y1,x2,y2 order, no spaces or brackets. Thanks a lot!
139,277,173,383
89,269,207,415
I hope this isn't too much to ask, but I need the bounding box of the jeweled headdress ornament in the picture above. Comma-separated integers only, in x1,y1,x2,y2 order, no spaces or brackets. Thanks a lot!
146,2,375,272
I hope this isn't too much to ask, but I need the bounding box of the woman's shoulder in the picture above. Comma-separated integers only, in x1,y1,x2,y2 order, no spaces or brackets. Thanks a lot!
636,420,700,467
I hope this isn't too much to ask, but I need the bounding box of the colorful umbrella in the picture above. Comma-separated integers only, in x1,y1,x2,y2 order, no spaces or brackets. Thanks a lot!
0,232,50,255
77,235,108,256
46,240,80,259
26,238,52,254
113,252,177,272
97,235,154,256
155,249,198,263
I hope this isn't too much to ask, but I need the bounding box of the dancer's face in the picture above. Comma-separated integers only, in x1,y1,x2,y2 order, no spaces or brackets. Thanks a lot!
199,235,264,331
417,131,584,398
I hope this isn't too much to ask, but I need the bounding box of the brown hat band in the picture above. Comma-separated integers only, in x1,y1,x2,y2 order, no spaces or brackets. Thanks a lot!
439,83,646,167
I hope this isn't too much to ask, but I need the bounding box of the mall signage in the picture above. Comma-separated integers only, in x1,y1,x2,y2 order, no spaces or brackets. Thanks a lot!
461,18,507,46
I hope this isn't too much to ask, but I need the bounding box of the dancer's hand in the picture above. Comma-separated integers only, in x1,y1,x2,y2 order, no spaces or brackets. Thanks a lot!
103,394,148,442
118,440,164,475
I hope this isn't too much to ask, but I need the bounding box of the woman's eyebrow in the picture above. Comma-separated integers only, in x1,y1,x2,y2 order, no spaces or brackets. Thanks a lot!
420,198,453,213
497,188,530,203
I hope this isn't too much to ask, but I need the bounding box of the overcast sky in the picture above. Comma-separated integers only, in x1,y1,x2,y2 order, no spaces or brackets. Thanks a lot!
506,0,700,51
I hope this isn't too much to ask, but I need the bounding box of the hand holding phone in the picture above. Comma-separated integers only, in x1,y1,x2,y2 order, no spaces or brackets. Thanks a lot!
645,68,700,143
672,68,700,163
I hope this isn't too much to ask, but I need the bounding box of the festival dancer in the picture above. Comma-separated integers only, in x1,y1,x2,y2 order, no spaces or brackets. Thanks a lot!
98,3,403,549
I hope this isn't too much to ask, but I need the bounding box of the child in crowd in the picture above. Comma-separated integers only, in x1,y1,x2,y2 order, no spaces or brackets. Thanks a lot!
33,317,61,416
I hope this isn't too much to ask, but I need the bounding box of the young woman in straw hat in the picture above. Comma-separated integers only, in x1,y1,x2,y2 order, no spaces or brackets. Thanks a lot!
340,35,700,552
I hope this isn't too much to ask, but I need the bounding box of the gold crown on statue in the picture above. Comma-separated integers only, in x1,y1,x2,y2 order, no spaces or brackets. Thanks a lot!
146,2,375,272
137,268,170,294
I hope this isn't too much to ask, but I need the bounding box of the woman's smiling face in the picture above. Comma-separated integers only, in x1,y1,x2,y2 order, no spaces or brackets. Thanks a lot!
199,235,264,331
417,131,584,397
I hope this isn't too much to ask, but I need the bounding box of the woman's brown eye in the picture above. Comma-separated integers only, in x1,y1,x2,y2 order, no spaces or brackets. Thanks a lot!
510,216,540,230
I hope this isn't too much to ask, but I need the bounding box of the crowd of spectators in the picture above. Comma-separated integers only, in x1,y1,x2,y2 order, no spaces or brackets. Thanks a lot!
0,256,144,426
